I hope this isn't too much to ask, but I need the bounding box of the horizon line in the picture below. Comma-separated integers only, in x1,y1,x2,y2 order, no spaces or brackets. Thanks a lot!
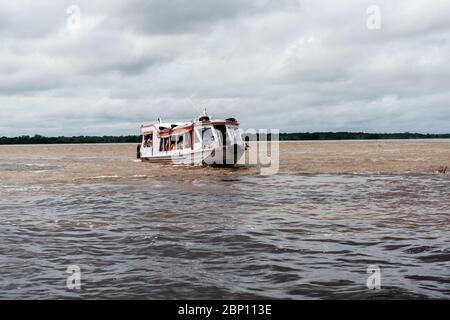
1,131,450,138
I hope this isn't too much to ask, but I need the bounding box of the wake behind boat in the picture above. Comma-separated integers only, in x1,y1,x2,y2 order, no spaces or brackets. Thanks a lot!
137,111,245,166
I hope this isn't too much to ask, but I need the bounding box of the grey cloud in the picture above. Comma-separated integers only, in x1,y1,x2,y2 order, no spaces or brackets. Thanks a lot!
0,0,449,136
106,0,302,35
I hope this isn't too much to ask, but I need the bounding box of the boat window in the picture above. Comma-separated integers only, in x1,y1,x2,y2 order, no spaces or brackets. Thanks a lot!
226,126,242,144
175,135,184,150
215,129,223,146
213,125,226,146
194,127,202,147
183,132,192,149
144,134,153,147
160,137,171,152
170,135,178,151
202,127,215,147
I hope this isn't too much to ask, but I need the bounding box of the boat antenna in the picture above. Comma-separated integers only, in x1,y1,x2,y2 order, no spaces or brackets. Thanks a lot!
187,97,203,117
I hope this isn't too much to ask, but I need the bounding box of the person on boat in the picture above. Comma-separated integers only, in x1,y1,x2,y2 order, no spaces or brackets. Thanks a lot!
176,136,184,150
144,135,152,147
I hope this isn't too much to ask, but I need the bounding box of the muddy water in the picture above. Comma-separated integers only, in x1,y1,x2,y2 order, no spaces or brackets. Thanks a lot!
0,141,449,299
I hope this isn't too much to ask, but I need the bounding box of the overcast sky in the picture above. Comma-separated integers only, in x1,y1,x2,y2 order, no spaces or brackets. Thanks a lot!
1,0,449,136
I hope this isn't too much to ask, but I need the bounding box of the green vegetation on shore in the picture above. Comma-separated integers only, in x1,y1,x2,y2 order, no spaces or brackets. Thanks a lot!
278,132,450,140
0,132,449,145
0,135,140,145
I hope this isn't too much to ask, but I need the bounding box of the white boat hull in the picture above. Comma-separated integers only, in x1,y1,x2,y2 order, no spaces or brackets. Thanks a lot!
141,145,245,166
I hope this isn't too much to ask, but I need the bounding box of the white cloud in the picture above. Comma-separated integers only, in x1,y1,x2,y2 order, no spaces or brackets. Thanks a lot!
0,0,449,136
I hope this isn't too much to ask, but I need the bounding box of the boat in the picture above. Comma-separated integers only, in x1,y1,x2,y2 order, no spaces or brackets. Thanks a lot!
137,111,246,166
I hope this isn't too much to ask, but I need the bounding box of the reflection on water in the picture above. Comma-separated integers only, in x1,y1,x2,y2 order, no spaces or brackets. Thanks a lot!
0,142,449,299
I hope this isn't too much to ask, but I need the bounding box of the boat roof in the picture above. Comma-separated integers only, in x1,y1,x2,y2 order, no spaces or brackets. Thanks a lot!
140,118,239,135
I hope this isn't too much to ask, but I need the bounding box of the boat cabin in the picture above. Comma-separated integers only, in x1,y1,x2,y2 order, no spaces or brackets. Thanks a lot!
139,117,243,162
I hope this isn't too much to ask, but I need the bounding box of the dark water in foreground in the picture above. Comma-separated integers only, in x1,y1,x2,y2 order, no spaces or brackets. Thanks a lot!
0,143,449,299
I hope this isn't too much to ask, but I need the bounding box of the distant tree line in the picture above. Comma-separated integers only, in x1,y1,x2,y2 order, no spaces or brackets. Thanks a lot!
0,135,141,145
0,132,449,145
278,132,450,140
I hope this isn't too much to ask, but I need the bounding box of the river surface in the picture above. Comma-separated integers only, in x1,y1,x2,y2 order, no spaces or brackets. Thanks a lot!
0,141,449,299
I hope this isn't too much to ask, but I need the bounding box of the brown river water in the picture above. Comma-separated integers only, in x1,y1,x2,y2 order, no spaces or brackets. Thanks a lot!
0,140,449,299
